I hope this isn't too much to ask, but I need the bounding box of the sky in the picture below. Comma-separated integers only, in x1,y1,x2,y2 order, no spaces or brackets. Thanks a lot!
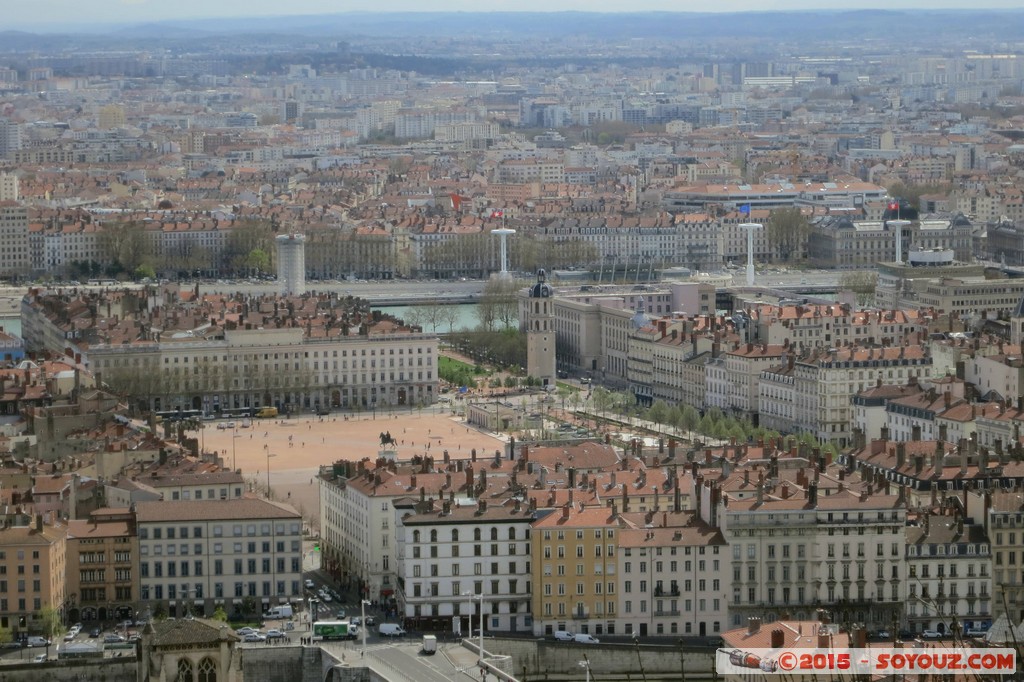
7,0,1024,30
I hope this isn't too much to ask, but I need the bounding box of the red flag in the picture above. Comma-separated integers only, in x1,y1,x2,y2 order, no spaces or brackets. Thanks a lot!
888,200,899,211
490,209,504,219
449,193,462,212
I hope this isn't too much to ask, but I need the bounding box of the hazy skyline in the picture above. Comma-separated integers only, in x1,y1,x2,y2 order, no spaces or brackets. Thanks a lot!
9,0,1024,31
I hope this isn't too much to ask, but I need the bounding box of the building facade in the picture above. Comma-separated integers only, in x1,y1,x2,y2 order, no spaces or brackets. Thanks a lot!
135,499,303,619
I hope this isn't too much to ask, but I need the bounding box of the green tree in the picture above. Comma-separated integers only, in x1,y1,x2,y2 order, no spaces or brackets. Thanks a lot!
838,271,878,307
99,220,153,274
246,248,271,275
36,607,61,639
591,387,613,420
134,263,156,280
679,405,700,440
225,219,275,276
0,626,11,645
766,207,810,263
212,606,228,622
476,277,522,331
647,400,671,429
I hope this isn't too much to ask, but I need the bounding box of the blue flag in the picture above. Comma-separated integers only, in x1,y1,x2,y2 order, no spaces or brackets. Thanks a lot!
739,204,751,214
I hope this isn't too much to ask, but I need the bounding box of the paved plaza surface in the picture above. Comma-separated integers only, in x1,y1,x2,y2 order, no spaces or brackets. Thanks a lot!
199,407,505,526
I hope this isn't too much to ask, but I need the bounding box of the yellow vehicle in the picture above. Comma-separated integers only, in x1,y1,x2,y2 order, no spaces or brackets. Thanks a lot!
256,406,278,418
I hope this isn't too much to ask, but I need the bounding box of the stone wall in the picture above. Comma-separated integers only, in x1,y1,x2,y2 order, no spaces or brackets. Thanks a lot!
0,657,136,681
242,643,348,682
475,638,716,679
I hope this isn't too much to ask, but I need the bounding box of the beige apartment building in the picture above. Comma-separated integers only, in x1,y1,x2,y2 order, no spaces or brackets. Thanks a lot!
66,511,138,623
0,517,68,635
531,504,619,637
0,203,30,279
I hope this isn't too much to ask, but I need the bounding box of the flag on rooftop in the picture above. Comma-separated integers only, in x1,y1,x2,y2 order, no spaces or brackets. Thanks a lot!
739,204,751,214
490,209,504,218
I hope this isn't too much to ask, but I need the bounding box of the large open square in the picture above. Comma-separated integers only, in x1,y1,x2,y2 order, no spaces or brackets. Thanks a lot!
198,407,505,527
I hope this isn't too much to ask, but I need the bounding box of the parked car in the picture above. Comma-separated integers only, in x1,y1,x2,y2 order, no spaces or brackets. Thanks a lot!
26,636,50,648
874,630,892,640
265,629,287,640
89,627,101,638
32,654,46,663
364,616,376,627
236,627,260,636
304,579,315,589
966,628,989,638
574,634,600,644
553,630,575,641
378,624,406,637
63,631,76,642
244,633,266,642
922,630,943,640
350,617,361,627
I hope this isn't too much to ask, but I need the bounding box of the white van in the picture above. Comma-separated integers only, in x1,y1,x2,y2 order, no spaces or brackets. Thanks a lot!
264,605,293,619
378,623,406,637
553,630,575,641
26,636,50,648
574,633,600,644
422,634,437,654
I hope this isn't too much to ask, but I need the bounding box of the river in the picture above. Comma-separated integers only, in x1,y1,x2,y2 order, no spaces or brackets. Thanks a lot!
374,303,515,333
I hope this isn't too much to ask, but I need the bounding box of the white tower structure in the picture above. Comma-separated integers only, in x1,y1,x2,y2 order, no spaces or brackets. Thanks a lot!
523,269,556,387
887,219,911,264
739,222,763,287
276,234,306,296
492,228,515,278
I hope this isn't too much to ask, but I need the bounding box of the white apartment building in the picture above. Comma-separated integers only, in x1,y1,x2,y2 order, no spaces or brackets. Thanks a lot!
319,461,453,602
617,511,728,639
721,484,906,631
496,159,565,185
722,343,787,420
135,499,303,619
67,325,438,414
905,517,991,636
395,497,535,634
967,489,1024,622
0,172,18,201
759,345,932,446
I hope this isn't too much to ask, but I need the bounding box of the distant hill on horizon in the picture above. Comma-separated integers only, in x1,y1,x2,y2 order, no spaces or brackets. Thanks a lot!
8,9,1024,43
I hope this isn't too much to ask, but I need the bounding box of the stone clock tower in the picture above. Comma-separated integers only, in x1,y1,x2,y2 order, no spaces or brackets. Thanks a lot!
524,269,556,387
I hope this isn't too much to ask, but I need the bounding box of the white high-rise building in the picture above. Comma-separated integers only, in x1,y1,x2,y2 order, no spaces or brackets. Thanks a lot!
276,234,306,296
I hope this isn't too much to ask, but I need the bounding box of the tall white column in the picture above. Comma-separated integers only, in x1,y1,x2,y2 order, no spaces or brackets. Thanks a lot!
740,223,763,287
887,220,911,264
493,228,515,278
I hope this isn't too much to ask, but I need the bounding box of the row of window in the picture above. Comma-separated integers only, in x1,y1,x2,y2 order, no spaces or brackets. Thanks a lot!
139,522,301,539
142,540,299,556
140,580,299,600
140,557,300,577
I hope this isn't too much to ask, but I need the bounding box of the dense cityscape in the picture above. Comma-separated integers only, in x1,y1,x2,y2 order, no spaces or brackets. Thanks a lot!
1,7,1024,681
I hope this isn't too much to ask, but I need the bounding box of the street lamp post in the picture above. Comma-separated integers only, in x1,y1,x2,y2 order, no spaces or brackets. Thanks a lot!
461,590,485,666
361,599,370,657
232,429,241,470
266,452,277,497
579,659,592,682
